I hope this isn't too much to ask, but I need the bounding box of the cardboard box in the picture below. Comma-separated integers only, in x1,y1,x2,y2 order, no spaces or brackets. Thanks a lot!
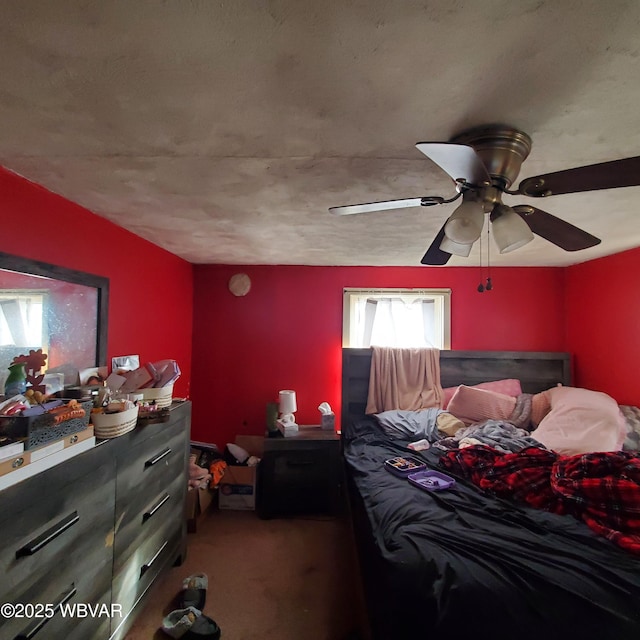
218,435,263,511
186,485,215,532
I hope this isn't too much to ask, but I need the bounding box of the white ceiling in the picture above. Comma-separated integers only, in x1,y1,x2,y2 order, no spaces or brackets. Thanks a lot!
1,0,640,267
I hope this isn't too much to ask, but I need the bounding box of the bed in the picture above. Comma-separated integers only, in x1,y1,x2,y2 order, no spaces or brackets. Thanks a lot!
341,349,640,640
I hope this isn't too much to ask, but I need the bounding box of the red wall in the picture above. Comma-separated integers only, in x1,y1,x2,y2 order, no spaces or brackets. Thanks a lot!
0,167,194,397
5,164,637,446
191,264,564,447
565,246,640,405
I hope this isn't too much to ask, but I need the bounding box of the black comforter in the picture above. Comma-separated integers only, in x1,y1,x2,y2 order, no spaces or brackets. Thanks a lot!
343,417,640,640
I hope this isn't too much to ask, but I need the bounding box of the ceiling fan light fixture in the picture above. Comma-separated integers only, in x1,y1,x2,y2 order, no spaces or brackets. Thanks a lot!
443,198,485,244
439,236,473,257
491,204,534,254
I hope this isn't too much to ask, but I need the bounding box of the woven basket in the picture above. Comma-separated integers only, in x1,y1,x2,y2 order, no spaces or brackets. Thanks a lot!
91,406,139,439
135,384,173,409
0,400,93,449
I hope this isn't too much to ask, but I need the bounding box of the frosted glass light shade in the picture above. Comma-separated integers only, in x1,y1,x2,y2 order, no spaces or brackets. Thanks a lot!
444,200,485,244
278,390,297,415
492,205,534,253
439,236,473,257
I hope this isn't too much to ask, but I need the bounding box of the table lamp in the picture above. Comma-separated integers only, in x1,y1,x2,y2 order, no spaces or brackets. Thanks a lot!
277,390,298,435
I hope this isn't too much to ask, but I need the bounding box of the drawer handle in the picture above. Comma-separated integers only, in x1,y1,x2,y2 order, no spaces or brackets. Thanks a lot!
14,583,76,640
15,512,80,559
145,448,172,468
143,493,171,522
140,540,168,579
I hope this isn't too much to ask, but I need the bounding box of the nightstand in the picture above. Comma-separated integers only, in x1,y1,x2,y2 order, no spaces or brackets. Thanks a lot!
257,426,342,519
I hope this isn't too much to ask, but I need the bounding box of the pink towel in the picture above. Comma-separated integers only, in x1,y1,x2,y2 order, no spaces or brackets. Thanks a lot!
365,347,443,414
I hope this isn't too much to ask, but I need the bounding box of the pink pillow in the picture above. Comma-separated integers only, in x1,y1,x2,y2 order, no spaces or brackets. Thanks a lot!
442,379,522,409
531,386,626,456
531,390,552,427
446,385,517,426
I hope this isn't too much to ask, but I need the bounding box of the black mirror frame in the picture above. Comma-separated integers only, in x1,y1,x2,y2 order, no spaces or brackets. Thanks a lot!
0,251,109,367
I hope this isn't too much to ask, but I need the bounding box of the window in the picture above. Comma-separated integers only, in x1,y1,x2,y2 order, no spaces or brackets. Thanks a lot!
343,288,451,349
0,291,46,348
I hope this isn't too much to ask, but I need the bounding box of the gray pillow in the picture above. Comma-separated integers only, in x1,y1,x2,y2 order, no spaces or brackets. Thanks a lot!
373,408,443,441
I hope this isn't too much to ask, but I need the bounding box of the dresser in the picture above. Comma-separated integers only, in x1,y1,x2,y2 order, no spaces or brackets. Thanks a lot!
0,401,190,640
257,426,342,519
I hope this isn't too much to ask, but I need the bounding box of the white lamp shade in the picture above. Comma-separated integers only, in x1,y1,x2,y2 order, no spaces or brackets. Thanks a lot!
444,199,484,244
439,236,473,257
278,390,297,415
492,205,534,253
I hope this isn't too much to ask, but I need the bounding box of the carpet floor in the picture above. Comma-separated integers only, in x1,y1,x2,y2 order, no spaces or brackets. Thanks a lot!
124,508,366,640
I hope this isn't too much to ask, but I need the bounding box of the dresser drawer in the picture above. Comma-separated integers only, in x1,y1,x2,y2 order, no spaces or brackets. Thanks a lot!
0,445,114,602
1,580,112,640
111,518,183,620
115,425,188,518
269,448,332,489
0,445,115,640
114,468,186,573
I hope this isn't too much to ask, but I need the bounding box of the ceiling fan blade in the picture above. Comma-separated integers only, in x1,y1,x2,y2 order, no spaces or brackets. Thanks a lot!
329,196,444,216
420,223,452,265
415,142,491,186
516,156,640,197
512,205,601,251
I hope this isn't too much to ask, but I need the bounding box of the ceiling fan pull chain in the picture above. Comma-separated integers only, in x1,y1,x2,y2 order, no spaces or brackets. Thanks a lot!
486,224,493,291
477,232,485,293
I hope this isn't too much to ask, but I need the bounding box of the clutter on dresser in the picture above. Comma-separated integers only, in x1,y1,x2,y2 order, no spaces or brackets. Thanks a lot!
0,392,92,448
0,355,96,489
90,357,181,432
3,361,27,397
107,355,180,409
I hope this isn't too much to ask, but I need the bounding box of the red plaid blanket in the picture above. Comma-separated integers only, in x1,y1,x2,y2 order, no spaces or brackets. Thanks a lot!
441,446,640,554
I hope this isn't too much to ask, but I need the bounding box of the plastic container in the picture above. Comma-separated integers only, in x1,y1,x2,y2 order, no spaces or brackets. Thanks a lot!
384,456,427,477
408,470,456,492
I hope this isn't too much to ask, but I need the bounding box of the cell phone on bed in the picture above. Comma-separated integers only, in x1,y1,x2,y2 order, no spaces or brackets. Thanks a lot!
384,456,427,477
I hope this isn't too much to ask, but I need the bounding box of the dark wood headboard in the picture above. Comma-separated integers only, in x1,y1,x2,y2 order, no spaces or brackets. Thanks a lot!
341,349,572,428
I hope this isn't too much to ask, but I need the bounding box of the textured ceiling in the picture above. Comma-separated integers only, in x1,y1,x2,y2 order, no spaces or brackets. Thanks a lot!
1,0,640,267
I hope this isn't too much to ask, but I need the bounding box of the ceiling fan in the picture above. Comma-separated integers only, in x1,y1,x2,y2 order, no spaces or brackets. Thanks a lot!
329,124,640,265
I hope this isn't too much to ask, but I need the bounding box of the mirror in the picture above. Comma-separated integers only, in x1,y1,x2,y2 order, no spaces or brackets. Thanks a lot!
0,252,109,391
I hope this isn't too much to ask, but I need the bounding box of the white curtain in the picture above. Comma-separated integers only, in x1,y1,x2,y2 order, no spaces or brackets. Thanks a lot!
0,297,43,346
355,298,436,348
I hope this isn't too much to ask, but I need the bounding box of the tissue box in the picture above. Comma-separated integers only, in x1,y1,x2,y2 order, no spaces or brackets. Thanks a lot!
277,418,299,437
321,413,335,431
